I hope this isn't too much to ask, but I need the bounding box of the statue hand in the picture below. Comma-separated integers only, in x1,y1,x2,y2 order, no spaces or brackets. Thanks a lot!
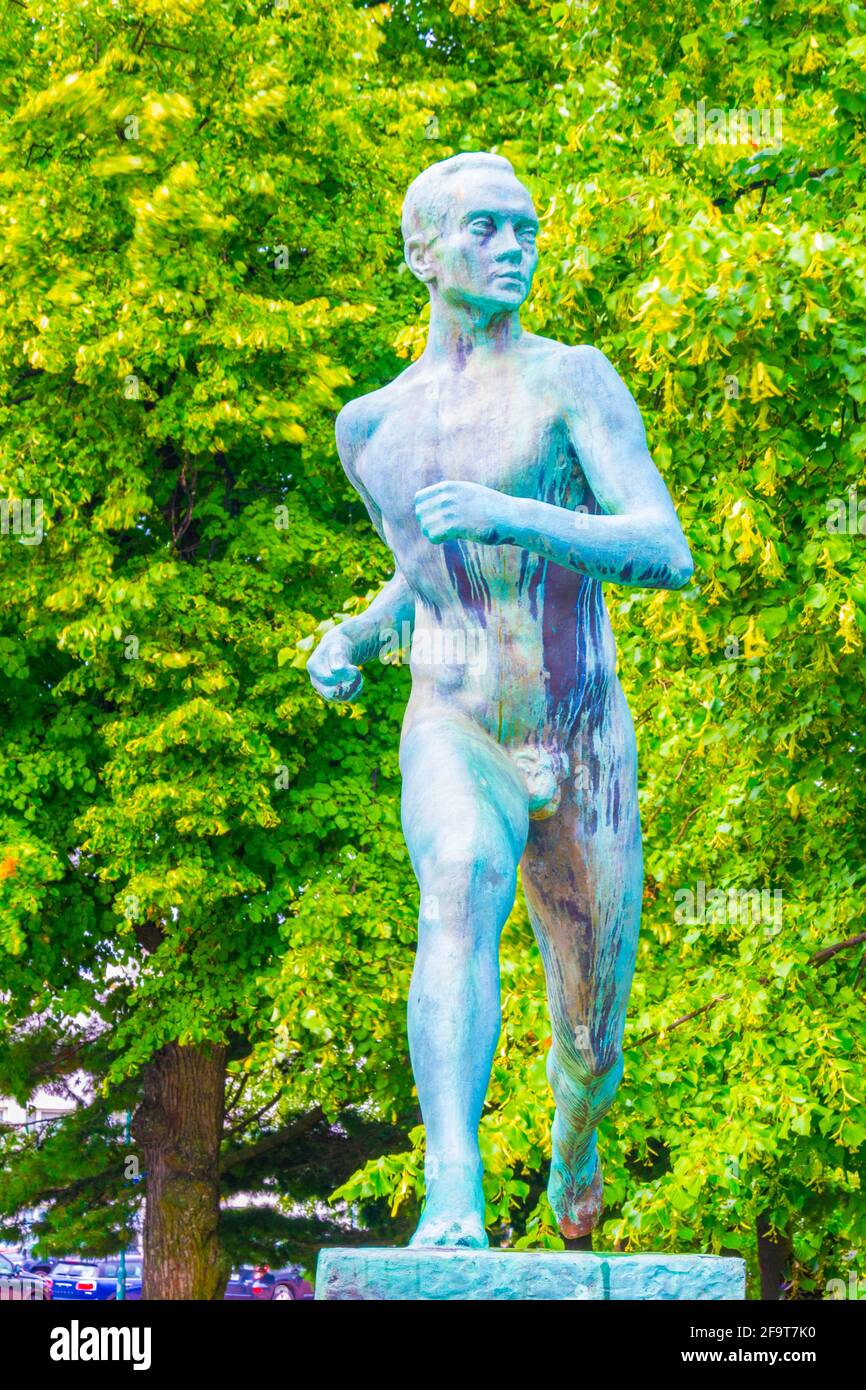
306,627,364,703
414,481,516,546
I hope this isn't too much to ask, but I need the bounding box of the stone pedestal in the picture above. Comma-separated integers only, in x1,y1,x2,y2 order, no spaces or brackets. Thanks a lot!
315,1248,746,1301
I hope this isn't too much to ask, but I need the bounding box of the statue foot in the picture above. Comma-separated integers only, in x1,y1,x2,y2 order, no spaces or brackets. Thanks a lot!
409,1212,488,1249
409,1161,488,1249
548,1153,604,1239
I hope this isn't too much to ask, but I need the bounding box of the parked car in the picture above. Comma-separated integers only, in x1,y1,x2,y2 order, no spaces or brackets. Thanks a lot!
49,1255,142,1301
253,1264,313,1301
20,1254,58,1276
224,1263,312,1300
1,1246,60,1278
224,1263,258,1299
0,1250,50,1300
0,1247,59,1276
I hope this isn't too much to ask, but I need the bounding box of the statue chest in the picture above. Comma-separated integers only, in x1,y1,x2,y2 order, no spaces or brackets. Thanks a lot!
358,380,580,531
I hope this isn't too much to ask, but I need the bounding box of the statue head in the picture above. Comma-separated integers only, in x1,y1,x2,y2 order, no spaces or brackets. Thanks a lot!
401,152,539,315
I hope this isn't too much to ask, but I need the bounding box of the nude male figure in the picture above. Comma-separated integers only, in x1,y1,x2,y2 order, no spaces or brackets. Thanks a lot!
307,152,693,1248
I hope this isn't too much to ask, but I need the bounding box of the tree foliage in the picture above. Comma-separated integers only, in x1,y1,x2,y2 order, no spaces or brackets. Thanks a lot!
0,0,864,1298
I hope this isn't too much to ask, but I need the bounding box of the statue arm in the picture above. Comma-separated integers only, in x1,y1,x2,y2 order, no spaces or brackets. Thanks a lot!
334,567,416,666
335,402,415,661
306,402,415,703
513,346,693,589
413,347,694,592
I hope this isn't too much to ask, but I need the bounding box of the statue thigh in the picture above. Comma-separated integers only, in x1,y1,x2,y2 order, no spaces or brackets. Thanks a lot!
399,708,531,1150
399,708,530,934
520,685,643,1104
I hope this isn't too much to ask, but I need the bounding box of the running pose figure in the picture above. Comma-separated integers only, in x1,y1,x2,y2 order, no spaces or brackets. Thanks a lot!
307,153,694,1247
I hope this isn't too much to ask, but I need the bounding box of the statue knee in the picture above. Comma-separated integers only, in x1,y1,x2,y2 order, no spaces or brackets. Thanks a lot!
582,1047,624,1086
416,835,517,923
548,1035,624,1090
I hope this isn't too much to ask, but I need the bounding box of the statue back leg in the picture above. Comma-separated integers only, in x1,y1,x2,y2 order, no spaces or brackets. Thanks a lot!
520,683,643,1238
400,707,530,1246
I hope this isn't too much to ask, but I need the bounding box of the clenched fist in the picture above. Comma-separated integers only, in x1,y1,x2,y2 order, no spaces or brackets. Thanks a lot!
306,627,363,703
413,480,517,546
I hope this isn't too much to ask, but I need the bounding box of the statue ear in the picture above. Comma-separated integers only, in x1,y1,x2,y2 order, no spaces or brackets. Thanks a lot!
405,234,436,285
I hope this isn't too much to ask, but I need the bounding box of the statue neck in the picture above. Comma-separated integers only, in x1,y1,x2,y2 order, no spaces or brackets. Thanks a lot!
421,291,522,369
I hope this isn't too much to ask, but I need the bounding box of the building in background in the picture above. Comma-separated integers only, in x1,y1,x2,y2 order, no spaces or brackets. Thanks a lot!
0,1091,77,1129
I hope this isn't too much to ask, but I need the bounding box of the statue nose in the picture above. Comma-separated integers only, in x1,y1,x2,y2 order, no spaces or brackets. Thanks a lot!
494,226,523,260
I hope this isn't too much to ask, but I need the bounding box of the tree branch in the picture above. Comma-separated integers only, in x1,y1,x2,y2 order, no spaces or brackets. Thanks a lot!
220,1106,327,1173
630,933,866,1049
809,931,866,967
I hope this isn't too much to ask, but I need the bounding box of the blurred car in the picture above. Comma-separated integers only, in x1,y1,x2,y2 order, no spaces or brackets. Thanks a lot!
224,1263,312,1300
253,1264,313,1301
49,1255,142,1301
0,1250,50,1300
224,1264,257,1299
0,1246,59,1278
1,1248,59,1276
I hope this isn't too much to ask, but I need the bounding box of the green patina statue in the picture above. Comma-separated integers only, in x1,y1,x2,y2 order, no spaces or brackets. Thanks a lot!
308,152,693,1248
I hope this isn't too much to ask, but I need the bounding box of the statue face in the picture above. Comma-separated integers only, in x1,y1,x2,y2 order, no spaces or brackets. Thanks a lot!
414,170,539,314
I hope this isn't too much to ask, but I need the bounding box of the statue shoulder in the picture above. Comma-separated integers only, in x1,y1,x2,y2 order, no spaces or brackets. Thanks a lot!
554,342,619,390
551,343,640,420
335,374,413,466
521,335,619,398
335,392,377,465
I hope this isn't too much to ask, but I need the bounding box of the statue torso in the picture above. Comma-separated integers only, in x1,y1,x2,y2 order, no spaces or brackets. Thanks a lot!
350,334,619,752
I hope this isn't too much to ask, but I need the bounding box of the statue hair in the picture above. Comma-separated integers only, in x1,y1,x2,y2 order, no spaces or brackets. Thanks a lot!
401,152,517,248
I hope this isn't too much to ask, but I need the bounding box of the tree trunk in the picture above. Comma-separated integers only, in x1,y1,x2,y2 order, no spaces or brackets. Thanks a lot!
756,1211,791,1301
134,1042,229,1300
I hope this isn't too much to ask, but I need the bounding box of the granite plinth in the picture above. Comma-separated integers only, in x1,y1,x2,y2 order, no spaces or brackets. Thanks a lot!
315,1248,746,1301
